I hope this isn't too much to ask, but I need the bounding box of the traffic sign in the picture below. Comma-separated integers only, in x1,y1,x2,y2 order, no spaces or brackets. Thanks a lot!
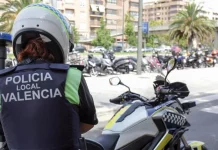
142,22,149,34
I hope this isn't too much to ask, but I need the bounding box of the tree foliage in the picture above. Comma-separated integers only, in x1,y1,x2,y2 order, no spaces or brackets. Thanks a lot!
72,26,80,45
169,2,215,49
124,13,137,46
91,18,115,49
0,0,42,32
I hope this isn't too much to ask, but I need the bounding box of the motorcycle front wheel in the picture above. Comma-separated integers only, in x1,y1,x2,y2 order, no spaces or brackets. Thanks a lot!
90,68,99,77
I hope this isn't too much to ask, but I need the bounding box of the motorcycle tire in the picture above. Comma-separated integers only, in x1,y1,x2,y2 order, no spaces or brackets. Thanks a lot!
125,66,130,74
213,62,216,67
90,68,99,77
192,62,197,69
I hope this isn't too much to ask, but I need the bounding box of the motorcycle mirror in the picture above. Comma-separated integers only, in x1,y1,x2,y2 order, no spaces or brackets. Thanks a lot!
109,77,131,91
109,77,121,86
167,58,177,73
165,58,177,85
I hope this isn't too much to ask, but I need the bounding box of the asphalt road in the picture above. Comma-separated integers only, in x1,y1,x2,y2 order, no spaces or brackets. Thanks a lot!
83,67,218,149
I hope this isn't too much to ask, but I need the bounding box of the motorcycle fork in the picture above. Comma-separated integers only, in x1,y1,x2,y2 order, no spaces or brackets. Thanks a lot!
181,136,192,150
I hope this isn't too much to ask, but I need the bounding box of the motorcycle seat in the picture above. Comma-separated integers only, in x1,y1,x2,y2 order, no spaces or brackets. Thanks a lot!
96,134,120,150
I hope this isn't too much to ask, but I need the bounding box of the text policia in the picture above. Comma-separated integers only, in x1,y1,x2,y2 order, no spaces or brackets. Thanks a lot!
1,72,62,102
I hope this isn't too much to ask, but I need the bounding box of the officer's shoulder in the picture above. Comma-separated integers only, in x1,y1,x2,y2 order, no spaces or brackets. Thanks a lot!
49,63,84,72
0,66,17,76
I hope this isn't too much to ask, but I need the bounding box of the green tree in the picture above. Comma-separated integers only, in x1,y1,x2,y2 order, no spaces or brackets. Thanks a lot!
72,26,80,45
149,20,163,27
91,18,115,49
0,0,42,32
169,2,215,50
124,13,137,46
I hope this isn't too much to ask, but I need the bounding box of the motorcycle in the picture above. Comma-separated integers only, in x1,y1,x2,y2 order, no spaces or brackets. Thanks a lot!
204,50,217,67
106,52,132,74
186,51,198,68
156,51,171,69
127,56,151,73
88,53,114,75
84,58,207,150
176,53,186,70
83,54,99,77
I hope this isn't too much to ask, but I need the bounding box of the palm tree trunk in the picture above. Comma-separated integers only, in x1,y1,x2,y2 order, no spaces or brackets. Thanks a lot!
192,37,197,49
188,38,192,51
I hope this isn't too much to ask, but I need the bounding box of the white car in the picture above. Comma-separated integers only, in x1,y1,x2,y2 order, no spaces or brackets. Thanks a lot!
89,46,106,53
124,46,137,52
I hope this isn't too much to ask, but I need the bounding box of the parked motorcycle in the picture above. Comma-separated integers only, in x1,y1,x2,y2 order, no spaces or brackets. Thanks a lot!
147,54,162,73
186,50,199,68
204,50,217,67
84,58,207,150
176,53,186,69
155,51,171,69
106,52,132,74
83,54,99,77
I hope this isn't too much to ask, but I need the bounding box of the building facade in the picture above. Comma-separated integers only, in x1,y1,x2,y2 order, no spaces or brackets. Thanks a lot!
43,0,139,43
143,0,218,25
143,0,188,24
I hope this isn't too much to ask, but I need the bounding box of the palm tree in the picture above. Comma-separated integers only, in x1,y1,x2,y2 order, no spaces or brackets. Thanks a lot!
169,2,215,50
0,0,42,32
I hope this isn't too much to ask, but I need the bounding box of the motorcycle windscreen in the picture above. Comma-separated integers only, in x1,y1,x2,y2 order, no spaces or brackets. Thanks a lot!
169,82,190,99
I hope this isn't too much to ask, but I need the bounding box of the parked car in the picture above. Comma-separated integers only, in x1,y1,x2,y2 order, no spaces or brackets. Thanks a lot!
89,46,106,53
113,46,122,52
74,46,86,53
142,47,153,52
124,46,137,52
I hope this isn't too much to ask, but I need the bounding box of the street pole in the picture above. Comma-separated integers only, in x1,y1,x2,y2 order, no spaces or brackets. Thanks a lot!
137,0,143,75
122,0,125,51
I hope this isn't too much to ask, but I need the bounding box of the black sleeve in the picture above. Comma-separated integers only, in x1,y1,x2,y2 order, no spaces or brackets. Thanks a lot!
78,75,98,125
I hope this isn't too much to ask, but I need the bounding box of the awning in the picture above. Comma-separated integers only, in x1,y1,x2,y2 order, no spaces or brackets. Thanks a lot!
90,5,97,12
98,6,105,13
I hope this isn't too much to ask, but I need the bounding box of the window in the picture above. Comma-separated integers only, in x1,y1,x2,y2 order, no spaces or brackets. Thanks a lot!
106,9,117,15
90,0,103,5
106,19,117,25
65,9,74,15
80,0,86,7
130,11,138,17
130,2,138,7
170,5,177,9
107,0,117,4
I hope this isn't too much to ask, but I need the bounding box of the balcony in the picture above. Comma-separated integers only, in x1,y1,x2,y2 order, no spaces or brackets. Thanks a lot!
90,11,104,17
90,21,101,27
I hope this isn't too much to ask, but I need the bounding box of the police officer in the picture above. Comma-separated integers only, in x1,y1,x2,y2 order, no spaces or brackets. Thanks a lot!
0,4,98,150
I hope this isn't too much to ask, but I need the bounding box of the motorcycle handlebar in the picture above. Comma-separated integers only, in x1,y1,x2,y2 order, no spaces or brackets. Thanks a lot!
110,97,123,104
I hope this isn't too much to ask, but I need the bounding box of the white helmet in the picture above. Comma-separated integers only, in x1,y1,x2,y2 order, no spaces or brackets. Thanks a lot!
12,3,74,63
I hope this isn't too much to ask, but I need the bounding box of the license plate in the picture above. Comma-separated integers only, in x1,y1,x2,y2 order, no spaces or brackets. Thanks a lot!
129,64,133,69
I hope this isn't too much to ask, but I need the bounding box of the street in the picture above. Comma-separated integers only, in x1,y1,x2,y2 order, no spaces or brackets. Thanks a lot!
84,67,218,149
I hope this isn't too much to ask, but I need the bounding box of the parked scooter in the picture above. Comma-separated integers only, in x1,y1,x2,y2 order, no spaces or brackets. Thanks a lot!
83,54,99,77
84,58,208,150
106,52,132,74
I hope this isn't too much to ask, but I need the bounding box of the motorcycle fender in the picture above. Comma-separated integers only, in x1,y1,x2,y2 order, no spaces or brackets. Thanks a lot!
181,141,205,150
